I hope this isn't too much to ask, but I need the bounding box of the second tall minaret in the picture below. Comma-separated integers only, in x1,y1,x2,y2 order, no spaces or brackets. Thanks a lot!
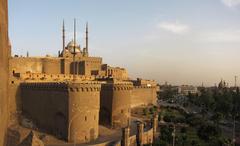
86,22,89,56
62,20,65,53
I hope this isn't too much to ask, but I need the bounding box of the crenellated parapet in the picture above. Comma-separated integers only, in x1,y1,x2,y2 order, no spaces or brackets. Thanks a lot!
14,72,96,81
133,85,156,89
21,82,68,90
102,82,133,91
68,81,101,92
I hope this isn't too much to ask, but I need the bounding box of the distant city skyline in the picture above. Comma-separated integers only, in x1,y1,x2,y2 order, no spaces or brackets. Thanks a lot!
8,0,240,86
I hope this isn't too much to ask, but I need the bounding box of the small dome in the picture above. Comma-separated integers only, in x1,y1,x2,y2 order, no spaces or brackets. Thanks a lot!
66,40,81,53
67,40,79,48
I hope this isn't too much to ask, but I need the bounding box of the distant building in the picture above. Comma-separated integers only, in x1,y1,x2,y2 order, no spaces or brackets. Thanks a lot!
218,79,228,89
177,85,198,96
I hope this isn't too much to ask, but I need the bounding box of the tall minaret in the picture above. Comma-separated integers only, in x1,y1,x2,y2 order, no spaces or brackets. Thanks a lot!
86,22,89,56
73,18,77,79
62,20,65,53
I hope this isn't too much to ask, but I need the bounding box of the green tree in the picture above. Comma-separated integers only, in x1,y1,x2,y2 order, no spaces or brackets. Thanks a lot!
211,112,223,126
160,125,173,144
197,123,221,141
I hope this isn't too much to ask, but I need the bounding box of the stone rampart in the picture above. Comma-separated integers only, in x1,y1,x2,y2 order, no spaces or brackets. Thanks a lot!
21,82,69,140
0,0,9,145
68,82,101,143
100,82,133,128
20,81,101,143
131,85,157,108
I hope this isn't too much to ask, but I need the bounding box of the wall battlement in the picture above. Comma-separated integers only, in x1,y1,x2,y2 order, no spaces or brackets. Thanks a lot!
21,81,102,92
133,85,156,89
101,83,133,91
21,82,69,91
68,82,101,92
14,72,96,81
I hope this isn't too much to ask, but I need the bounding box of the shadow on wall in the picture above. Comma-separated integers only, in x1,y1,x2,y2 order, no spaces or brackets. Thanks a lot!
54,112,67,140
99,107,111,126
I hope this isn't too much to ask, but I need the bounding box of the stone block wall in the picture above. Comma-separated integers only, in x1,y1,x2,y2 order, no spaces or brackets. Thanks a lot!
21,82,69,140
68,82,101,143
10,57,43,74
20,81,101,143
0,0,9,145
131,86,157,108
100,82,133,128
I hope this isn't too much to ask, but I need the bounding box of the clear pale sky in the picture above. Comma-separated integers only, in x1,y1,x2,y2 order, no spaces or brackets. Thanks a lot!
8,0,240,86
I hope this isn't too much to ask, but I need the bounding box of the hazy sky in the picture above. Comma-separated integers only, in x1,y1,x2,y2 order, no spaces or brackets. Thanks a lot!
8,0,240,86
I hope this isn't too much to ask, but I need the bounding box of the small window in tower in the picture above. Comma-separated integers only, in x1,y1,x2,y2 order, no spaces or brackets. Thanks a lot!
121,109,124,113
85,116,87,121
12,70,15,75
11,81,14,84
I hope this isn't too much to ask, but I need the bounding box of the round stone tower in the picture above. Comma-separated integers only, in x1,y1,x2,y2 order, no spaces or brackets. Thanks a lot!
68,81,101,143
111,83,133,128
100,81,133,128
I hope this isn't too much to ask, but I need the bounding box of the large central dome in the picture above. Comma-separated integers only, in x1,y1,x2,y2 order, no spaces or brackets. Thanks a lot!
66,40,81,53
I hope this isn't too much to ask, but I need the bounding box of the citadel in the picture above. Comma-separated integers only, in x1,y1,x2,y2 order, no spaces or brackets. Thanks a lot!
0,1,160,145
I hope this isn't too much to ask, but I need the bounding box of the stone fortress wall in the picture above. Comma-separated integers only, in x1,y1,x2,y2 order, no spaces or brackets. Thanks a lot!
5,8,158,145
87,115,158,146
8,57,158,144
68,82,101,143
100,81,133,128
21,82,69,140
131,79,158,108
21,81,101,143
0,0,9,145
10,56,103,75
1,0,159,145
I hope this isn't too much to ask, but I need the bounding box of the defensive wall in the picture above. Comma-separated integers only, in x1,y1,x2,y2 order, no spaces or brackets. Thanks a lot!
8,72,96,119
120,115,158,146
20,81,101,143
0,0,9,145
100,81,133,128
131,78,157,108
10,56,103,76
9,72,158,130
131,85,157,108
73,115,158,146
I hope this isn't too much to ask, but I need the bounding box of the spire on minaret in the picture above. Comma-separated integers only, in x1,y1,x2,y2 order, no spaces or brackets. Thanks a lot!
62,20,65,53
74,19,76,56
73,18,77,79
27,51,29,57
86,22,89,56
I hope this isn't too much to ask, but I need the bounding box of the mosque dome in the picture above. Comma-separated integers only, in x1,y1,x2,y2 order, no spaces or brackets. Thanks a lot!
66,40,81,53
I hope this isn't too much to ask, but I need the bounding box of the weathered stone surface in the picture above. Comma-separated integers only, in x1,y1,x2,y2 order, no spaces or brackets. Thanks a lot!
6,128,20,146
18,131,44,146
0,0,9,145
